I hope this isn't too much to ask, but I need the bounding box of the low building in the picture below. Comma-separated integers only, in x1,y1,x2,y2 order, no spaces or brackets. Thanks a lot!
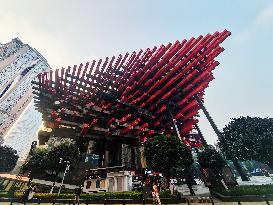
84,167,133,192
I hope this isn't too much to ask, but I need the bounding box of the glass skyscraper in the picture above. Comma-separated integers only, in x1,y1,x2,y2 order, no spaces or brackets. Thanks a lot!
0,38,50,160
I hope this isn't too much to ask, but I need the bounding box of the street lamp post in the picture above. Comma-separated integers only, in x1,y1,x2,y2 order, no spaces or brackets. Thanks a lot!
10,141,37,194
50,158,63,194
57,159,70,197
167,107,182,142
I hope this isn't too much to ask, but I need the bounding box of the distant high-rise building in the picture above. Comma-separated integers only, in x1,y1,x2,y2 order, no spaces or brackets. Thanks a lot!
0,38,50,160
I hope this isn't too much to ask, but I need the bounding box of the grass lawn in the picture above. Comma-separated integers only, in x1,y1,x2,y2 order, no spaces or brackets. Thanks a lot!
215,184,273,196
1,179,13,191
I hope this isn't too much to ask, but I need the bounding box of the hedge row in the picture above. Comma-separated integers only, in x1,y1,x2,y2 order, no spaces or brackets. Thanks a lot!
34,184,75,194
15,192,75,199
14,190,181,200
215,184,273,196
0,191,7,198
160,190,181,199
15,191,142,200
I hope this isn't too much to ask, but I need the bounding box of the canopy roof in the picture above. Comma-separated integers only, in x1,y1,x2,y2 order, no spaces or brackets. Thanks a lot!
33,30,231,146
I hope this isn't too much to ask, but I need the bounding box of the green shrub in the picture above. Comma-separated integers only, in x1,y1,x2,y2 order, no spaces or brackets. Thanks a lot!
34,184,74,194
14,190,180,200
14,191,142,200
79,191,143,200
14,191,23,198
35,193,75,199
14,191,75,199
0,191,7,198
159,189,181,199
159,189,171,198
215,184,273,196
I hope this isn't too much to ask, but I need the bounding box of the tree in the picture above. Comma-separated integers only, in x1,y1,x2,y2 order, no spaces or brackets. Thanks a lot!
21,139,80,183
198,147,226,186
0,145,19,172
45,140,80,174
47,137,75,148
144,135,193,177
219,116,273,179
22,147,48,174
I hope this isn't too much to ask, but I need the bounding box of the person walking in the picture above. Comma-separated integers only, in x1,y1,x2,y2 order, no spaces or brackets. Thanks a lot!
185,169,196,196
21,186,31,203
21,184,36,203
152,184,161,205
28,184,36,201
74,185,83,205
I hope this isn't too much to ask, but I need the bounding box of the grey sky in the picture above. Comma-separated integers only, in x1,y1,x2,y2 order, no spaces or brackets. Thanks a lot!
1,0,272,144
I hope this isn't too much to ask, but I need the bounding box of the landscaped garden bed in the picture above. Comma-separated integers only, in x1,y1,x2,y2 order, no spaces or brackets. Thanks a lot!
211,184,273,202
13,189,182,200
14,191,143,200
10,190,185,204
0,191,7,198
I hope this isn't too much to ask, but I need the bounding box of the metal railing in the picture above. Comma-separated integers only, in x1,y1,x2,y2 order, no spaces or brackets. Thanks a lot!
1,197,271,205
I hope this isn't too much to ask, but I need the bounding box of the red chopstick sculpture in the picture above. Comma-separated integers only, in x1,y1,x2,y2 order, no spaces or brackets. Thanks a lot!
33,30,231,147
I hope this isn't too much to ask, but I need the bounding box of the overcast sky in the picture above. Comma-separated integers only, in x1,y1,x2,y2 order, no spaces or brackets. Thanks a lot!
1,0,272,144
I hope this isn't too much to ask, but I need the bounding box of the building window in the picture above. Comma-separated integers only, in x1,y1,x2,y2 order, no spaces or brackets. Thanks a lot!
86,181,92,189
96,180,100,188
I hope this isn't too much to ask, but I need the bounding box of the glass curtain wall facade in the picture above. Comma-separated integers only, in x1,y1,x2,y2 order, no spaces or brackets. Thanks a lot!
0,38,50,160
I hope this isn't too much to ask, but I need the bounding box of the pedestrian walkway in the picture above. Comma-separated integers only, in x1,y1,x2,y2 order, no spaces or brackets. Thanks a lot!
237,176,273,186
0,174,78,190
0,174,28,183
177,184,210,196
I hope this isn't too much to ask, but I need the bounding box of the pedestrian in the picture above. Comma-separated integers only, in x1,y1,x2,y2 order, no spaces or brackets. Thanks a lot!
169,178,177,194
21,186,31,203
185,170,195,196
170,183,174,194
28,184,36,201
152,184,161,205
21,184,36,203
74,185,83,205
